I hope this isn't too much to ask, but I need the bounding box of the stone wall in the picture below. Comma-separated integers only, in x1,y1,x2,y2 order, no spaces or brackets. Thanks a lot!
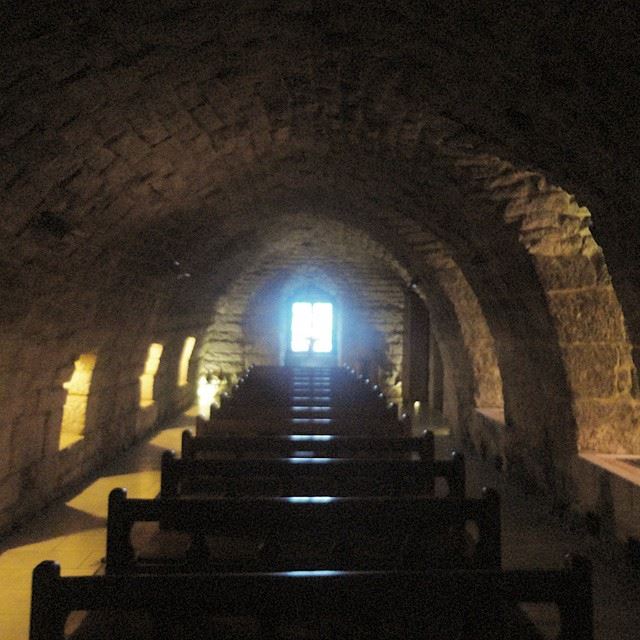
0,307,198,533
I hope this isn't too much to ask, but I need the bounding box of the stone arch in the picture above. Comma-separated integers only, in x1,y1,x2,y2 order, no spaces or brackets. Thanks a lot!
436,145,639,486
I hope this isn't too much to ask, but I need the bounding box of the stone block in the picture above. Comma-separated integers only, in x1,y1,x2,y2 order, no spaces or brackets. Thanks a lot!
576,399,640,454
0,424,13,477
136,404,158,435
191,104,225,132
107,131,149,160
29,456,60,501
10,415,46,470
535,255,603,291
0,472,21,512
0,509,14,535
86,146,116,173
43,407,64,455
610,475,639,540
548,288,627,343
563,344,620,398
569,455,601,512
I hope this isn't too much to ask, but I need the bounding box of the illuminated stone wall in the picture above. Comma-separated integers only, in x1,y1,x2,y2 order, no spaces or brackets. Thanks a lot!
0,318,197,532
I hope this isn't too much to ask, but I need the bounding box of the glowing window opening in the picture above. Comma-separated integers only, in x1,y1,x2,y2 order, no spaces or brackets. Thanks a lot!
139,343,163,408
290,302,333,353
177,336,196,387
59,352,97,450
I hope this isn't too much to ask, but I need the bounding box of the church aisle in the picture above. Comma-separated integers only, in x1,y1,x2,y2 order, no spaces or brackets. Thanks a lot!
0,412,191,639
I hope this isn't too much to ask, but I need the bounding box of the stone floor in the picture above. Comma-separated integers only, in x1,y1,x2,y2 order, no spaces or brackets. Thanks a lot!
0,412,191,638
1,408,639,638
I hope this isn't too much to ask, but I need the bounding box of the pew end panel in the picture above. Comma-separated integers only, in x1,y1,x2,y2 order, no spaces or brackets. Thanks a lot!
160,450,179,499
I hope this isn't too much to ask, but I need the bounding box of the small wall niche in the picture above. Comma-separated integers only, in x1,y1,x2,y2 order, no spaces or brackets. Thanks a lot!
177,336,196,387
59,352,97,450
139,343,164,408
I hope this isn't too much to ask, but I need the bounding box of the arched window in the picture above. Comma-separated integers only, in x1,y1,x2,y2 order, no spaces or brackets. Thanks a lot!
139,343,163,407
177,336,196,386
59,352,97,450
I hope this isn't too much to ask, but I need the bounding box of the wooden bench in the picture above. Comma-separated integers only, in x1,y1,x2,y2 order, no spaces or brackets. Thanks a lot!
214,365,397,419
196,414,408,436
182,429,434,460
211,404,398,422
30,557,593,640
106,487,500,574
160,449,466,498
220,383,389,404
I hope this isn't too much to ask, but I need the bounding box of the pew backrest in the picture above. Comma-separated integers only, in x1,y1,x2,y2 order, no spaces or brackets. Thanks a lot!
30,557,593,640
106,487,500,574
160,449,465,498
182,429,434,460
196,414,407,436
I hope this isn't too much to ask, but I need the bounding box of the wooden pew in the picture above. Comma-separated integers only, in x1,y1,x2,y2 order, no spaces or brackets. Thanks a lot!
105,487,500,574
219,383,389,405
211,403,398,422
196,413,408,436
160,449,466,498
226,366,371,396
30,557,594,640
213,365,399,423
181,429,434,460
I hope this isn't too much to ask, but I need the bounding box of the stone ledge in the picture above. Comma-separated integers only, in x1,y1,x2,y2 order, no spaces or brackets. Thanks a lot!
573,453,640,542
475,407,505,425
579,452,640,489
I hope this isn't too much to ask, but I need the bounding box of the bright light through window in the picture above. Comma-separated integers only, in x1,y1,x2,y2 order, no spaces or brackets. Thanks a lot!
291,302,333,353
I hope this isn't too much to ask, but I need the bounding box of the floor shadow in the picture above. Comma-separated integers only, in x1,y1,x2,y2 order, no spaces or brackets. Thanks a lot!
0,504,106,552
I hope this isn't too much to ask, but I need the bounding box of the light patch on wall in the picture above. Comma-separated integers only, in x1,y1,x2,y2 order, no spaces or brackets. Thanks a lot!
139,343,163,408
59,352,97,450
177,336,196,386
